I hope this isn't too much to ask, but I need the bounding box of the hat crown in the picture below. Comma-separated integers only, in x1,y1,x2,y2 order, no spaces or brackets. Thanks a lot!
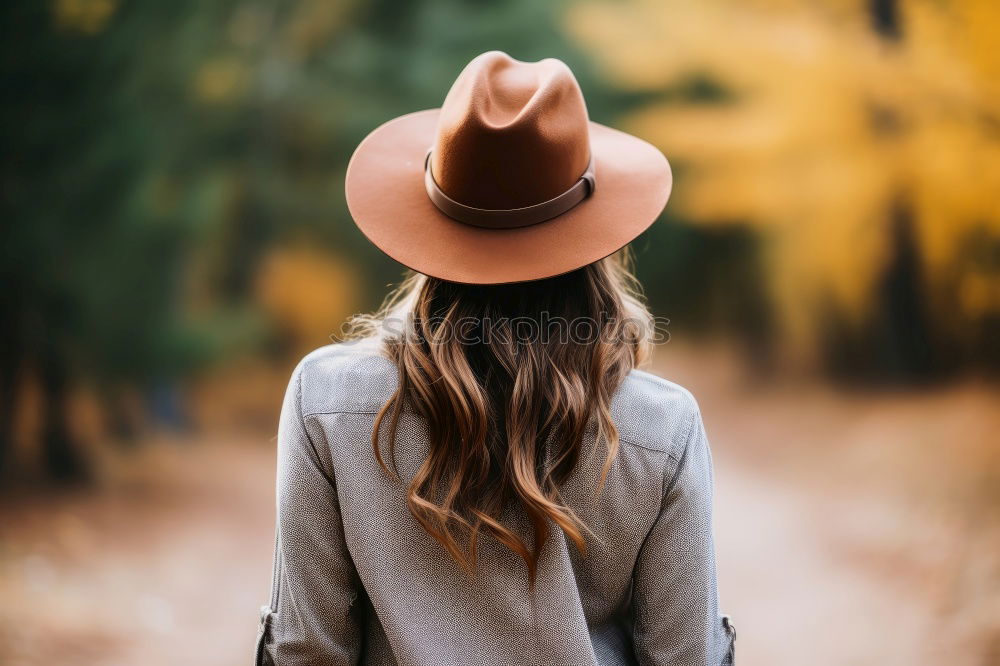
430,51,591,210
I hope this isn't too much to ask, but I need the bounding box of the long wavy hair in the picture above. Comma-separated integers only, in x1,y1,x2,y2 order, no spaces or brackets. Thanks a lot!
348,249,653,584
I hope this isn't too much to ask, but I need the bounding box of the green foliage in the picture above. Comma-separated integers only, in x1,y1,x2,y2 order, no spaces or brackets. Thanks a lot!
0,0,623,475
1,0,597,384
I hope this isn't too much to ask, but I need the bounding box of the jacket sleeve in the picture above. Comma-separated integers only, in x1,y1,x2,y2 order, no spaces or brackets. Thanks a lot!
255,361,364,666
630,400,736,666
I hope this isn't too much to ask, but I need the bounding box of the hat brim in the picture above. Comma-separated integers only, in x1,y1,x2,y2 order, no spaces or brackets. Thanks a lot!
345,109,672,284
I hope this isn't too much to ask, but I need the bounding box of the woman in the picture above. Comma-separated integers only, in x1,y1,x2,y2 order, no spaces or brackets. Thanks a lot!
256,51,735,665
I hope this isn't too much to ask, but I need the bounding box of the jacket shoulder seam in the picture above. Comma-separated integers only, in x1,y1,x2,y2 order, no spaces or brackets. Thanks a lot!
301,414,683,464
618,434,681,460
303,409,382,418
663,407,700,494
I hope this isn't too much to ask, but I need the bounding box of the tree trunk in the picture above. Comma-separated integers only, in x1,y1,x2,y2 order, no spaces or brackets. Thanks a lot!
873,203,935,382
0,331,17,477
39,352,87,482
869,0,901,40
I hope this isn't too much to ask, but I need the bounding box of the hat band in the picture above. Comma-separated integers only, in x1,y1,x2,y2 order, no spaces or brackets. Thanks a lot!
424,151,596,229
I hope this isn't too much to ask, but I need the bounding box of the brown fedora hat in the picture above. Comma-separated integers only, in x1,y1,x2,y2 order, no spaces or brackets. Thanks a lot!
345,51,672,284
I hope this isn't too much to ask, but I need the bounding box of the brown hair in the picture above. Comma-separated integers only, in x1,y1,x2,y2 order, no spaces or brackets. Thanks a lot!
349,250,653,584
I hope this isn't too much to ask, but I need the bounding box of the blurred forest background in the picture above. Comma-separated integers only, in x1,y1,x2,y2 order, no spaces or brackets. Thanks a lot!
1,0,998,665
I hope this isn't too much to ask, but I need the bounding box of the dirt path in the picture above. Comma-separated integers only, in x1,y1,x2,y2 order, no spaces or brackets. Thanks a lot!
659,346,1000,666
0,439,277,666
1,348,997,665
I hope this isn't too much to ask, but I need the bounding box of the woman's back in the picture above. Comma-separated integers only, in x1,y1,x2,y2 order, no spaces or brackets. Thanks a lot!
256,50,734,666
256,342,734,665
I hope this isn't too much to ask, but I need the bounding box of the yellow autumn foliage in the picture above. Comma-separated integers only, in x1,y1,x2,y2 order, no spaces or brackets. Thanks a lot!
567,0,1000,362
193,58,250,104
256,245,361,355
53,0,118,34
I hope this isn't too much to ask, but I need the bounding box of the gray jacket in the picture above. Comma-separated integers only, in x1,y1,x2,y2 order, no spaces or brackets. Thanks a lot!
256,341,735,665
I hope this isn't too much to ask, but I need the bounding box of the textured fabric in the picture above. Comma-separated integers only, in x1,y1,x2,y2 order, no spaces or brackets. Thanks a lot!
256,341,735,665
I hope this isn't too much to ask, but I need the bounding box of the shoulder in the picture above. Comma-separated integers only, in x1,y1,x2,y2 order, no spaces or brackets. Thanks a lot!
611,368,703,460
285,346,702,455
291,339,398,417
